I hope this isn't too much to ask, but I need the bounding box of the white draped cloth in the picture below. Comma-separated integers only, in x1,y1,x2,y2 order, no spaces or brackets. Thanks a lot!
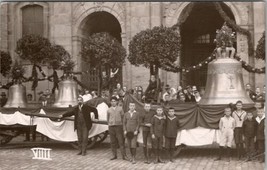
137,126,223,146
0,103,109,142
0,111,32,125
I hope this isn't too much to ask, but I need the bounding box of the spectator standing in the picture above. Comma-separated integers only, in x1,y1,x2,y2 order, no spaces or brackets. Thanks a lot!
140,103,155,164
232,100,247,160
255,108,265,163
165,107,179,162
151,106,166,164
123,102,140,164
215,107,235,162
107,96,128,161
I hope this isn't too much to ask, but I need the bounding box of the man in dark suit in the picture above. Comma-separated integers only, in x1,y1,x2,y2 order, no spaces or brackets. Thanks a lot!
59,96,99,156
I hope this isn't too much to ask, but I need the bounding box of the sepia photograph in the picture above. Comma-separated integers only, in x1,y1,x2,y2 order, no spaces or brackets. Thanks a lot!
0,1,266,169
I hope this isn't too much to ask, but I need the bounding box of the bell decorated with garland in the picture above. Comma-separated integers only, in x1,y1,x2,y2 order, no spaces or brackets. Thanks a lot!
199,23,254,105
4,84,28,108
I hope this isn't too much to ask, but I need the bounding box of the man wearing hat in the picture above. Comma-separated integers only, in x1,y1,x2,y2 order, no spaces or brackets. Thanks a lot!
0,92,7,107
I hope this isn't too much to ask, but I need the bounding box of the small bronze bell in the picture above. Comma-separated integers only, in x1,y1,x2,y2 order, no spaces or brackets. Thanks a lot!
4,84,28,108
53,79,78,107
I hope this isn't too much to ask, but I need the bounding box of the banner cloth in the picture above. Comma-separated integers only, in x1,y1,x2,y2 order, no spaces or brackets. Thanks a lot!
0,103,109,142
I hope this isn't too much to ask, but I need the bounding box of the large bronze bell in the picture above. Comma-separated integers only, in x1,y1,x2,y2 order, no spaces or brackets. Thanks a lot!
199,57,254,105
53,79,78,107
4,84,28,108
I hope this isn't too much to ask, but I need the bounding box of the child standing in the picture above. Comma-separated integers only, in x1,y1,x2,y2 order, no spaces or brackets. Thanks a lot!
123,102,140,164
232,100,247,159
140,103,155,164
151,106,165,164
215,107,235,162
242,112,257,161
255,108,265,163
165,107,180,162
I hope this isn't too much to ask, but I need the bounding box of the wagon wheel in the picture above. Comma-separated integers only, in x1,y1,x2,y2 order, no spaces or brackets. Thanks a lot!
70,136,98,149
95,131,109,145
0,135,13,145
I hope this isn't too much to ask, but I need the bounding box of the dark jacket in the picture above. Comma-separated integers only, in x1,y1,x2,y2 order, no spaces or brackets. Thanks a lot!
62,104,98,131
140,110,155,131
242,119,257,138
185,94,196,102
151,115,165,137
165,116,180,138
256,117,265,140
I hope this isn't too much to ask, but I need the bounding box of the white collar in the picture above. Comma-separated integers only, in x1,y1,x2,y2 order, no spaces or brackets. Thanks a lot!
155,115,165,120
256,115,265,123
129,110,136,114
168,116,176,120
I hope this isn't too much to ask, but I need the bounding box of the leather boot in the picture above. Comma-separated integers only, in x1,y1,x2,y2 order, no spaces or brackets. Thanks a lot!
132,148,136,164
170,149,174,162
143,147,149,164
158,149,165,163
154,149,158,164
110,147,117,160
215,146,223,161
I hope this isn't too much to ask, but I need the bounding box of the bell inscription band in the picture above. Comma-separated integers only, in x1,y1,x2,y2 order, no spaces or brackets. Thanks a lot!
53,79,78,107
4,84,28,108
199,57,254,105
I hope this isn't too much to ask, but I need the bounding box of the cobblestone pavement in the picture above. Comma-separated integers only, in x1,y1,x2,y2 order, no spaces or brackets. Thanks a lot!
0,134,265,170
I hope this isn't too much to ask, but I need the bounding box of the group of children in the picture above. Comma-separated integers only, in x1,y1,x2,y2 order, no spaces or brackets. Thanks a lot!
217,100,265,162
122,102,179,164
109,98,265,164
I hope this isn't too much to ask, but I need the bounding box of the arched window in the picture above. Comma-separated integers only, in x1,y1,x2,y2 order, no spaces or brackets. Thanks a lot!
22,5,44,36
193,34,210,44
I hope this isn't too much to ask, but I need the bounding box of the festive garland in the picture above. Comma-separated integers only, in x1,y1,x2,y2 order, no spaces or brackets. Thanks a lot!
172,2,195,29
234,56,265,74
213,2,254,57
162,51,216,73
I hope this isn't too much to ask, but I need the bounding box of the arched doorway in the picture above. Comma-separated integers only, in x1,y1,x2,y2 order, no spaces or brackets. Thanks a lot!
80,11,122,91
180,2,235,89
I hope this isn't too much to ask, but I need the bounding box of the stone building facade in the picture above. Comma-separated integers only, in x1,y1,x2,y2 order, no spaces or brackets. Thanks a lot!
0,2,265,97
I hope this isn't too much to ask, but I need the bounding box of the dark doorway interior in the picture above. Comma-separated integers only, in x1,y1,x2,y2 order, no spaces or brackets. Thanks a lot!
180,2,235,89
81,11,122,91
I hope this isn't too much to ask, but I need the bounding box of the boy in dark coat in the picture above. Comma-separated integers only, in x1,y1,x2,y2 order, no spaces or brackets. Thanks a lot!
255,108,265,162
140,103,155,164
151,106,165,164
242,112,257,161
165,107,180,162
123,102,140,164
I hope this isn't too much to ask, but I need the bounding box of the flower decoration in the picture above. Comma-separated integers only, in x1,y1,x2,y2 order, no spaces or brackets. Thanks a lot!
11,60,25,82
214,22,236,48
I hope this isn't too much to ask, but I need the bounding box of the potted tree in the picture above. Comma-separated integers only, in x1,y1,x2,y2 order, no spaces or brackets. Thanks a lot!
128,26,180,102
0,51,12,78
15,34,52,93
255,32,265,61
81,32,126,95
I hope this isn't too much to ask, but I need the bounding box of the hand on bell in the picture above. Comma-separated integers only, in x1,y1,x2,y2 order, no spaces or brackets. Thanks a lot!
134,131,138,135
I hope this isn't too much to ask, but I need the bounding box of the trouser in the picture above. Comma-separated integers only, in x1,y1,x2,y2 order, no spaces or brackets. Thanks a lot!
109,125,126,157
244,137,255,157
257,139,265,161
77,123,89,154
143,130,152,159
